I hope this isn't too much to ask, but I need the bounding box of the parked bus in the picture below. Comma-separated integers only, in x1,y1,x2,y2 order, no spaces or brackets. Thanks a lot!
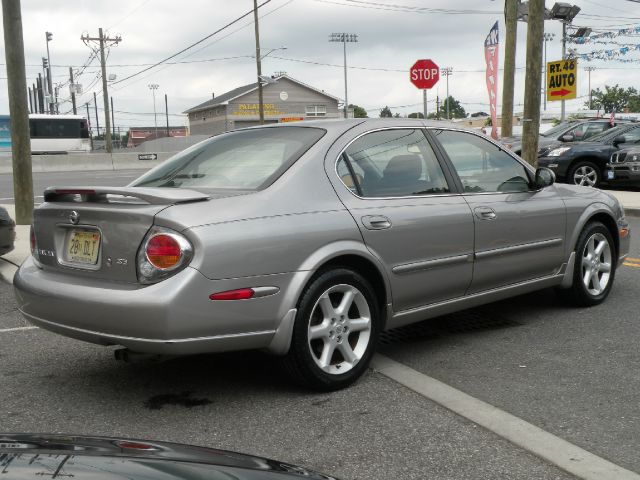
0,114,91,154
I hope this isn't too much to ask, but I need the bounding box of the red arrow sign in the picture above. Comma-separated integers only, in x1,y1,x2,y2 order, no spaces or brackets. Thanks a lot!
550,88,572,97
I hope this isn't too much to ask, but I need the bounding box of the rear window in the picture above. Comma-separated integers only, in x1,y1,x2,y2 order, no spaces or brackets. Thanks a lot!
131,126,326,191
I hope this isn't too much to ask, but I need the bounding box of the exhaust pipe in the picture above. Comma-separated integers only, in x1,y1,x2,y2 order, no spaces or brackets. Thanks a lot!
114,348,167,364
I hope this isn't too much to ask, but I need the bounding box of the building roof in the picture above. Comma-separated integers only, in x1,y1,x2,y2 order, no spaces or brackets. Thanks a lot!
183,74,340,114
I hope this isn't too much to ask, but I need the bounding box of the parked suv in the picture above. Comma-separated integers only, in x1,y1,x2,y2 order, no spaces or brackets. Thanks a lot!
605,145,640,187
503,119,630,156
537,122,640,187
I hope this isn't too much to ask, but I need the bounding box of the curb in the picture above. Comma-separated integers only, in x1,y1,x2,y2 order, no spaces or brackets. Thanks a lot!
625,208,640,217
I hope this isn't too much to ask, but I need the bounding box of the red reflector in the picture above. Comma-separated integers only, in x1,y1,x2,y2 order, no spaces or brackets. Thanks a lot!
209,288,255,301
146,234,182,269
115,441,157,451
54,189,96,195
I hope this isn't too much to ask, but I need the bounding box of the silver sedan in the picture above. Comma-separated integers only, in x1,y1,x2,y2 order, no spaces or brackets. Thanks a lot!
14,119,631,390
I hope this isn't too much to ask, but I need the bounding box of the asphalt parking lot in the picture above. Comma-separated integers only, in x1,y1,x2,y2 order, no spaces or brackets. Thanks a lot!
1,217,639,479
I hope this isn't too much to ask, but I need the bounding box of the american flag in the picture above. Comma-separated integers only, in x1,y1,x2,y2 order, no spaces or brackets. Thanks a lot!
610,109,616,126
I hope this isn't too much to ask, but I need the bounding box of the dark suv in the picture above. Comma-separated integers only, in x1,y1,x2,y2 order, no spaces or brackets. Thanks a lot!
537,122,640,188
503,119,629,156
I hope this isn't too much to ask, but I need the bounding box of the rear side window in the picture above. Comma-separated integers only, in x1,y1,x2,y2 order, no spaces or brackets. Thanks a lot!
338,129,450,197
433,129,531,193
132,127,325,191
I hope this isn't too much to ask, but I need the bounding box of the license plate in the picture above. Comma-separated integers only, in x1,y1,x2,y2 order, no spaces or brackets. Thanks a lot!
607,170,615,180
64,229,101,265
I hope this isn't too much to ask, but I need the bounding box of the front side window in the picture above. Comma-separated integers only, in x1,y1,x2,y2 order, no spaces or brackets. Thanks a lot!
338,129,450,197
132,127,325,191
433,130,531,193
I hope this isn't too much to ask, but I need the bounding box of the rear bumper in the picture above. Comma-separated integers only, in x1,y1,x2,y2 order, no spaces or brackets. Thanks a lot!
14,257,301,355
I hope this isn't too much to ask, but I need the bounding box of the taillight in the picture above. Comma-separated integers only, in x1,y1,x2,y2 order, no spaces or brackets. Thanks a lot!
30,226,36,254
146,234,182,269
210,288,255,301
137,227,193,284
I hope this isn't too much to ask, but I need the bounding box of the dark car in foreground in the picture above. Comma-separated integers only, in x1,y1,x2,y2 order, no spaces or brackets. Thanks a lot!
0,434,337,479
605,146,640,187
503,119,628,155
0,206,16,255
537,122,640,187
14,119,630,390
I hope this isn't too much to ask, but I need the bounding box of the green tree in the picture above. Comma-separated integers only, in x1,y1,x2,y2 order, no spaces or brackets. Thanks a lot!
587,84,640,112
408,112,424,118
439,96,467,119
379,106,392,118
393,112,401,118
349,104,368,118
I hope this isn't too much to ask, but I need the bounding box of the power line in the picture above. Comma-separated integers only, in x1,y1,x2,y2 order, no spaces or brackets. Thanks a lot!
111,0,272,86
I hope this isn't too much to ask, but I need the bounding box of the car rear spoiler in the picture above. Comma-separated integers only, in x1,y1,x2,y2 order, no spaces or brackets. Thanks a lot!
43,186,210,205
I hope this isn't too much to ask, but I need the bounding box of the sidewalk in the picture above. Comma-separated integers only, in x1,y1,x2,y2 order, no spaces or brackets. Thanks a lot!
1,189,640,284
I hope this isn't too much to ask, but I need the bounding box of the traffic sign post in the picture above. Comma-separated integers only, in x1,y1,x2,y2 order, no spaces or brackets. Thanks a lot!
410,59,440,90
546,58,577,102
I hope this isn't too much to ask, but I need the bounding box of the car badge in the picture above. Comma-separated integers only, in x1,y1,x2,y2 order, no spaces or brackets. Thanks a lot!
69,210,80,225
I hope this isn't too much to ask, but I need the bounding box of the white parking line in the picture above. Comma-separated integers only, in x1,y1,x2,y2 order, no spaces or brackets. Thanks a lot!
0,326,37,333
372,355,640,480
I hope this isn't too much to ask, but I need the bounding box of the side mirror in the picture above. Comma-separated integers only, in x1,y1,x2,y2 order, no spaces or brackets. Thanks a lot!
561,134,575,142
534,167,555,189
613,136,626,146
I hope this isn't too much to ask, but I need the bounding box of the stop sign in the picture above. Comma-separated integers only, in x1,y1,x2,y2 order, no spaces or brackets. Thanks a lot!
410,59,440,89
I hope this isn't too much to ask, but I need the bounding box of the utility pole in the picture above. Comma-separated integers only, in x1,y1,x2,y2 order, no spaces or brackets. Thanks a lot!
27,86,33,113
521,0,544,167
93,91,100,139
585,66,596,110
560,21,567,121
85,102,93,150
81,29,121,153
329,33,358,118
110,96,115,147
2,0,34,224
501,0,518,138
69,67,77,115
165,93,170,138
253,0,264,124
441,67,453,119
45,31,54,114
37,74,44,113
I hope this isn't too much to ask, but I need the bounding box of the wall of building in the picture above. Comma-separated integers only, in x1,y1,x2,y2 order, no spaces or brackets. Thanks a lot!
189,111,228,136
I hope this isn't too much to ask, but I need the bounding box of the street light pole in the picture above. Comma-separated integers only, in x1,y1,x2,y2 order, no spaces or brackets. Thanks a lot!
441,67,453,119
148,84,159,138
585,66,596,110
329,33,358,118
45,31,54,114
543,32,555,111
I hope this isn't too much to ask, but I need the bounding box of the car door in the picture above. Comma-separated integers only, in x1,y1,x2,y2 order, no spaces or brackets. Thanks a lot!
429,128,567,294
328,127,475,313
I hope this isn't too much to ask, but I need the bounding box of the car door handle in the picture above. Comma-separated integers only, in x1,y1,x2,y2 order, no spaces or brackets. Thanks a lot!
361,215,392,230
474,207,497,220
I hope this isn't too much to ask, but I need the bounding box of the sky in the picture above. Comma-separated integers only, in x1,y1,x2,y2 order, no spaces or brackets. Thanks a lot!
2,0,640,131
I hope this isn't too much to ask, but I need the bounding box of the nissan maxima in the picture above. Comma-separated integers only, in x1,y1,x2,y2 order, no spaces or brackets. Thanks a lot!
14,119,631,390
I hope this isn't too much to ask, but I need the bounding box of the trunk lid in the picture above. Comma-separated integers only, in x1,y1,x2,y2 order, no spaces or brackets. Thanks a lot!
33,186,209,283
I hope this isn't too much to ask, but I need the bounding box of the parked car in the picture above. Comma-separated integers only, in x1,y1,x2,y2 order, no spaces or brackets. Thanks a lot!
605,145,640,187
502,118,630,155
0,206,15,256
14,119,630,390
537,122,640,187
0,433,338,479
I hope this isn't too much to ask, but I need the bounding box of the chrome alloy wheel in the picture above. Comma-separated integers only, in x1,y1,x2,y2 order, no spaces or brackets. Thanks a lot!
307,284,372,375
573,165,598,187
581,232,612,296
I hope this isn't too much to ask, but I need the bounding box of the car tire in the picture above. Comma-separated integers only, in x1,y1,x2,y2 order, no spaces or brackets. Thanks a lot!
282,268,380,391
568,161,601,188
556,221,616,307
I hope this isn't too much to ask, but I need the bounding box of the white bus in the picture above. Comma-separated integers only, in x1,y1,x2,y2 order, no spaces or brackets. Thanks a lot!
29,114,91,154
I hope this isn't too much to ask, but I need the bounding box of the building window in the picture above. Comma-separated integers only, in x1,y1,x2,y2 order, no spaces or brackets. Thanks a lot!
306,105,327,117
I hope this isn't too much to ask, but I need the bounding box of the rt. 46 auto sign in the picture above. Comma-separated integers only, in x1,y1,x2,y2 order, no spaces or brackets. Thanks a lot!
547,59,577,102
